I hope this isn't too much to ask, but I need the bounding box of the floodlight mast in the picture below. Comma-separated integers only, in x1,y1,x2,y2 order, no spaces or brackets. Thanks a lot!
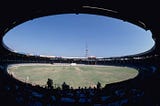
85,41,88,58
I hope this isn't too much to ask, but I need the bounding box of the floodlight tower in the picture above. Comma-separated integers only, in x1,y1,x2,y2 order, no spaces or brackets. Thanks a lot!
85,42,88,58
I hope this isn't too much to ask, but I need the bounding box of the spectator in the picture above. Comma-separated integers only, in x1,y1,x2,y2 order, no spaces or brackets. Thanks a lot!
47,78,53,89
97,82,101,89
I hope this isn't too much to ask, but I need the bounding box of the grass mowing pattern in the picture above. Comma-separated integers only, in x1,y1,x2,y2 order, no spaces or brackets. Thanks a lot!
8,64,138,88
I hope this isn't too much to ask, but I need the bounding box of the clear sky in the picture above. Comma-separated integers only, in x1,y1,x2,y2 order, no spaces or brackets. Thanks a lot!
3,14,155,57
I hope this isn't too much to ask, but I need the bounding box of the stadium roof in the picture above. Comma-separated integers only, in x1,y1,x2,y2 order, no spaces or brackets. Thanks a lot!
0,0,160,57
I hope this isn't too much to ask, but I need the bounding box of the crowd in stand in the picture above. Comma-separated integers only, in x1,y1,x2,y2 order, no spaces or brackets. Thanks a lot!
0,61,160,106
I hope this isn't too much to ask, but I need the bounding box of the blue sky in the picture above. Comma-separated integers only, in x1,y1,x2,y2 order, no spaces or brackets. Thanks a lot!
3,14,154,57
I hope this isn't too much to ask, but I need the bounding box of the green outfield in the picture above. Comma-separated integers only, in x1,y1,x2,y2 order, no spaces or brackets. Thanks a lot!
7,64,138,88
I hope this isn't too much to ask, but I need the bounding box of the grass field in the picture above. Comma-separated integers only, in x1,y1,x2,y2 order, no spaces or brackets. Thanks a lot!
7,63,138,88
